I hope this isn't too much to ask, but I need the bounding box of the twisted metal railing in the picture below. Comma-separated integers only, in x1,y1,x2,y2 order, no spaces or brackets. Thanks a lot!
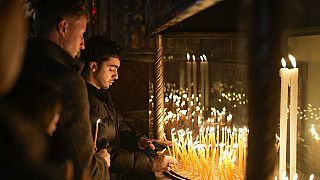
154,34,165,140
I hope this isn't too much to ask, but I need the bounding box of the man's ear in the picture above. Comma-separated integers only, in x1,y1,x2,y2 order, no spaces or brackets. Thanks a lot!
57,19,68,37
89,62,98,72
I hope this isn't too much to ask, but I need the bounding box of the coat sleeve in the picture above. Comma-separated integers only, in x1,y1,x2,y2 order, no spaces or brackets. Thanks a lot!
55,72,109,180
116,112,145,151
109,149,153,175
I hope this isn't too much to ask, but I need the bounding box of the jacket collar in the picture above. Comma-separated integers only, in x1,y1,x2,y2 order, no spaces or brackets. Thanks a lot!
27,38,84,73
86,82,110,102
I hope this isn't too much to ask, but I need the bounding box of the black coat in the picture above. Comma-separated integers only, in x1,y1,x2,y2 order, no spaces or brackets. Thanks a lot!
86,83,153,178
0,98,64,180
19,38,109,180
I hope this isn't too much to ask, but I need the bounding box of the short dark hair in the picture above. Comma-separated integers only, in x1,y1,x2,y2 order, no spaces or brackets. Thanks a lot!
81,36,124,73
35,0,87,36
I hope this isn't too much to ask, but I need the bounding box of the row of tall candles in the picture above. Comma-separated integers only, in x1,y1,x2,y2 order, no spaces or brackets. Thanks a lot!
179,53,210,110
167,126,248,179
279,54,299,180
278,53,318,179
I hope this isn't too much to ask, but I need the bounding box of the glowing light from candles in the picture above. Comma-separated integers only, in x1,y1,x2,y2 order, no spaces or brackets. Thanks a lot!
279,57,290,177
288,54,298,179
203,54,207,61
148,50,317,179
311,124,320,141
281,57,286,68
279,55,300,179
288,54,296,68
309,174,314,180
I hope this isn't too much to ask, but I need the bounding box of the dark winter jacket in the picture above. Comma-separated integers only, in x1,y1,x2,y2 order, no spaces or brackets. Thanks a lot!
0,98,64,180
86,83,153,177
18,38,109,180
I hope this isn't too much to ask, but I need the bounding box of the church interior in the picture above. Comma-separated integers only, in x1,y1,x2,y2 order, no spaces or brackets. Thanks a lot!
9,0,320,179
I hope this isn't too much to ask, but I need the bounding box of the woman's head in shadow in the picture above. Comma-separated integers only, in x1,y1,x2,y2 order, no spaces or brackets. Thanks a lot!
0,0,26,96
11,79,62,136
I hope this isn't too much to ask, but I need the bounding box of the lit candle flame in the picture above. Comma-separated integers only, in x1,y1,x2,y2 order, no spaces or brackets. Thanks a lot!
203,54,207,61
281,57,286,68
194,144,206,150
288,54,296,68
276,133,280,141
200,55,203,61
96,118,101,124
309,174,314,180
171,128,176,133
227,114,233,121
186,53,190,61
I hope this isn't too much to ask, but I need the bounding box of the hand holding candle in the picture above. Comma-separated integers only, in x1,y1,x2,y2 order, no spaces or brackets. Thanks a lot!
94,118,101,151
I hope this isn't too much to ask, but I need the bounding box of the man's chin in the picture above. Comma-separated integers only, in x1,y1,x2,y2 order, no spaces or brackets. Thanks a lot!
102,85,110,90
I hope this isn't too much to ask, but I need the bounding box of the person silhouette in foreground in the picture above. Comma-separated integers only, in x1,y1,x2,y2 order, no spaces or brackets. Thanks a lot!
0,0,64,179
15,0,110,179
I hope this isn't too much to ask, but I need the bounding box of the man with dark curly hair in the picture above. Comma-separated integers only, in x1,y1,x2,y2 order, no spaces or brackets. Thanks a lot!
81,36,177,179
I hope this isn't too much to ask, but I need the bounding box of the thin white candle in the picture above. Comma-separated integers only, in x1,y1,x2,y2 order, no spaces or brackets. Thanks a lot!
192,55,197,108
203,55,210,109
279,57,290,177
238,132,243,172
186,53,192,115
94,118,101,150
200,55,205,109
243,132,248,177
179,58,185,90
289,54,298,180
203,54,209,110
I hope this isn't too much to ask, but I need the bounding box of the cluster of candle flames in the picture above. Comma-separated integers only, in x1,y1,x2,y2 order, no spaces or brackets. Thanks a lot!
159,89,319,179
167,126,248,180
158,84,249,179
147,54,320,179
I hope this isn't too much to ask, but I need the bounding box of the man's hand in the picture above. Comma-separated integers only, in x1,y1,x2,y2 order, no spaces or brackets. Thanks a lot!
97,148,110,167
138,137,172,150
151,155,177,172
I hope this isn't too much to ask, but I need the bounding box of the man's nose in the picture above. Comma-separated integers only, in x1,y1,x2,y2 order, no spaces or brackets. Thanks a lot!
80,37,85,50
114,71,118,80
